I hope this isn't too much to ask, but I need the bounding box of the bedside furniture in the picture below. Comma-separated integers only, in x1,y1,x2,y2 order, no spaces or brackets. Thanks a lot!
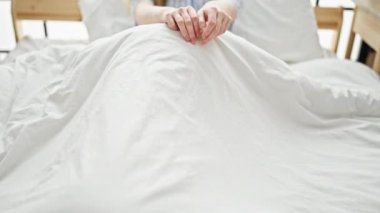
346,0,380,74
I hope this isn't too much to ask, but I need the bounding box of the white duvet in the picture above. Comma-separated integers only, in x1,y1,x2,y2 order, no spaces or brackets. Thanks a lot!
0,25,380,213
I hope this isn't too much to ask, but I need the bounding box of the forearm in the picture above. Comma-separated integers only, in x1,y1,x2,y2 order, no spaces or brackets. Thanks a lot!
135,1,175,25
202,0,237,20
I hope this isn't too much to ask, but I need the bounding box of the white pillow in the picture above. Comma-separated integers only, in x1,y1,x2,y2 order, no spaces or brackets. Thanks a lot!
79,0,135,41
290,59,380,90
234,0,323,63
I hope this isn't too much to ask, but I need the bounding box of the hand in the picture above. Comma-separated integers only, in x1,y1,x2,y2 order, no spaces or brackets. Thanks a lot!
163,6,201,44
198,6,233,44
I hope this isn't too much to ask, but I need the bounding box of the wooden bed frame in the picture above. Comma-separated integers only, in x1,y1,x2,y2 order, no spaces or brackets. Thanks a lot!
314,7,344,53
12,0,344,52
345,0,380,74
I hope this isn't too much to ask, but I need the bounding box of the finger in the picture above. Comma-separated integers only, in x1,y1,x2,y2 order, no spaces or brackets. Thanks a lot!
222,14,232,34
203,29,219,44
181,8,196,44
214,13,223,36
220,16,230,35
202,15,219,44
203,14,223,44
174,13,190,42
166,14,178,31
202,8,217,40
188,7,200,39
198,10,206,33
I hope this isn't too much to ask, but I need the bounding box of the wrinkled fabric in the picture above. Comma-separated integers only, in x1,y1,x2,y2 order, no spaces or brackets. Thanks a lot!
0,25,380,213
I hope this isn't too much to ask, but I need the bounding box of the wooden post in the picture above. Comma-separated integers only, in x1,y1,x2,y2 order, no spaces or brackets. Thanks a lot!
314,7,344,53
374,50,380,74
332,8,343,53
345,7,357,59
11,0,23,42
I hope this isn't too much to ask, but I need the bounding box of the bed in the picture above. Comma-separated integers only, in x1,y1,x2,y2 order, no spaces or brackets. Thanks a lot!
7,0,376,77
1,1,380,213
6,0,344,60
346,0,380,73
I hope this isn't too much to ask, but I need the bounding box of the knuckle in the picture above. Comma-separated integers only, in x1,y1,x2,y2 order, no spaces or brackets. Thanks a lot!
224,13,232,20
210,6,218,12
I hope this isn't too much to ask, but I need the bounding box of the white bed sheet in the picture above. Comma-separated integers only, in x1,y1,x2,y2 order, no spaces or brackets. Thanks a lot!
0,25,380,213
2,38,87,63
290,58,380,90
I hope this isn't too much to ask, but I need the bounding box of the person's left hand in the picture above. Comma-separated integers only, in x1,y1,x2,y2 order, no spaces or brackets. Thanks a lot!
197,6,233,44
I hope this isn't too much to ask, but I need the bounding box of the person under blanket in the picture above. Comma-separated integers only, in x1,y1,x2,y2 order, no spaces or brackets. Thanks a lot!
1,1,380,212
134,0,238,44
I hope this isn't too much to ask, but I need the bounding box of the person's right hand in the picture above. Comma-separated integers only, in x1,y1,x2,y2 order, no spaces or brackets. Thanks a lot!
163,6,201,44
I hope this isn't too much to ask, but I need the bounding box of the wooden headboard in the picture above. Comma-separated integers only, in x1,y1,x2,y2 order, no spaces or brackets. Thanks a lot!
314,7,344,53
11,0,344,52
12,0,81,41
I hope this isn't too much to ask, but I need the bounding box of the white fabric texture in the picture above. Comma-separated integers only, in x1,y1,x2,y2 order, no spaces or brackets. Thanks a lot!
2,38,87,63
0,64,19,158
0,25,380,212
290,58,380,90
79,0,135,41
234,0,323,63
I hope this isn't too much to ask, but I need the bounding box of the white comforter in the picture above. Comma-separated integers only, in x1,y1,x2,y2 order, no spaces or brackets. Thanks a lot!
0,24,380,213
